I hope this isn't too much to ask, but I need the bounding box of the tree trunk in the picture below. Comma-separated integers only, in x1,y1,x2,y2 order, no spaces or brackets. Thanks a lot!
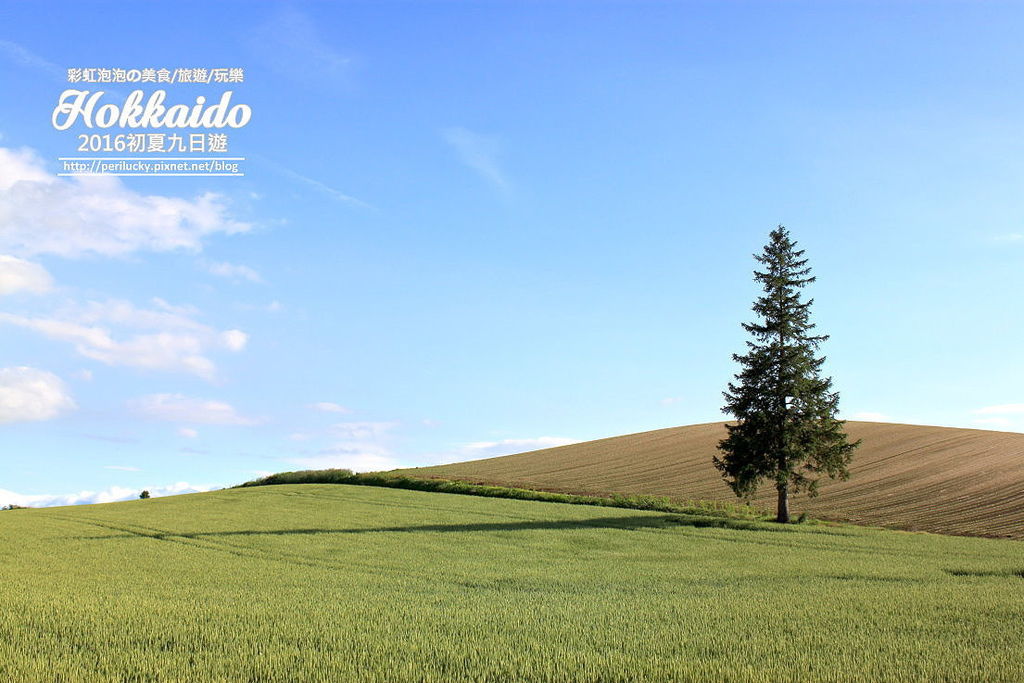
776,484,790,523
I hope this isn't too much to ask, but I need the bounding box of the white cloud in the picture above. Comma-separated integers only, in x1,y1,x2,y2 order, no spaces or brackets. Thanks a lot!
330,421,395,440
443,127,510,192
422,436,578,466
970,405,1023,432
973,404,1024,415
285,450,400,473
237,300,283,313
74,369,93,381
0,366,75,423
972,417,1014,428
104,465,140,472
993,234,1023,243
0,146,249,258
312,401,351,414
0,481,218,508
220,329,248,352
205,261,263,283
660,397,684,406
76,298,204,330
284,421,400,472
130,393,257,426
177,427,199,438
0,298,247,380
848,411,892,422
459,436,578,460
0,255,52,295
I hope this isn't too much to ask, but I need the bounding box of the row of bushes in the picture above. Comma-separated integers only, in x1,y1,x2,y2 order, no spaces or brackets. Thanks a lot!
237,469,772,521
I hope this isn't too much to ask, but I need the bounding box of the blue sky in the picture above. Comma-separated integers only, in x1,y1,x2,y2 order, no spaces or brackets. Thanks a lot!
1,1,1022,506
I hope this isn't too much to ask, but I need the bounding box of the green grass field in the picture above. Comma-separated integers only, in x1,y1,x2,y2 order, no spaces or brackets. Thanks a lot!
2,484,1023,682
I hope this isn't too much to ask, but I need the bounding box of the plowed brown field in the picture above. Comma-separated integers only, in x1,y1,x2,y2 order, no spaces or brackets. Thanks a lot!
397,422,1024,539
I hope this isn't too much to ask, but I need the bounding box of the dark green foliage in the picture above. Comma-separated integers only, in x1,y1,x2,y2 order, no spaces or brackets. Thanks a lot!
139,490,151,499
237,469,774,522
241,469,356,486
715,226,859,522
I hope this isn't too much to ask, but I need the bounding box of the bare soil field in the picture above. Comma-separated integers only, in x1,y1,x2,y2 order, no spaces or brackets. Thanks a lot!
397,422,1024,539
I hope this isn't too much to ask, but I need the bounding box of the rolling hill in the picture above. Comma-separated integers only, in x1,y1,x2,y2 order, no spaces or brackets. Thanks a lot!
396,421,1024,539
3,484,1024,680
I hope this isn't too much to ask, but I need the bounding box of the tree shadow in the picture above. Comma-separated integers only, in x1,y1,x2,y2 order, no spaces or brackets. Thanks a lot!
78,513,788,541
945,568,1024,579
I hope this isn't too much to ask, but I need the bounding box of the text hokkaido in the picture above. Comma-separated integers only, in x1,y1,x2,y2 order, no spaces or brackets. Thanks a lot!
52,90,251,130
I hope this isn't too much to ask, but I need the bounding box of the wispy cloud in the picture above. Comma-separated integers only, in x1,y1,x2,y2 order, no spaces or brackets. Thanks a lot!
330,421,395,440
443,127,511,193
0,298,248,381
970,405,1023,432
848,411,892,422
993,233,1023,244
260,155,370,208
973,404,1024,415
0,481,218,508
972,417,1013,428
204,261,263,284
432,436,579,465
284,421,401,472
246,7,353,87
81,433,138,445
129,393,259,426
0,40,63,80
285,450,400,473
311,401,351,414
237,300,283,314
104,465,140,472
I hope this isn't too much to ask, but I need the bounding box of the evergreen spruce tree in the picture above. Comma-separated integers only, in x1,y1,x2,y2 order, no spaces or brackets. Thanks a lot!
714,226,859,523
